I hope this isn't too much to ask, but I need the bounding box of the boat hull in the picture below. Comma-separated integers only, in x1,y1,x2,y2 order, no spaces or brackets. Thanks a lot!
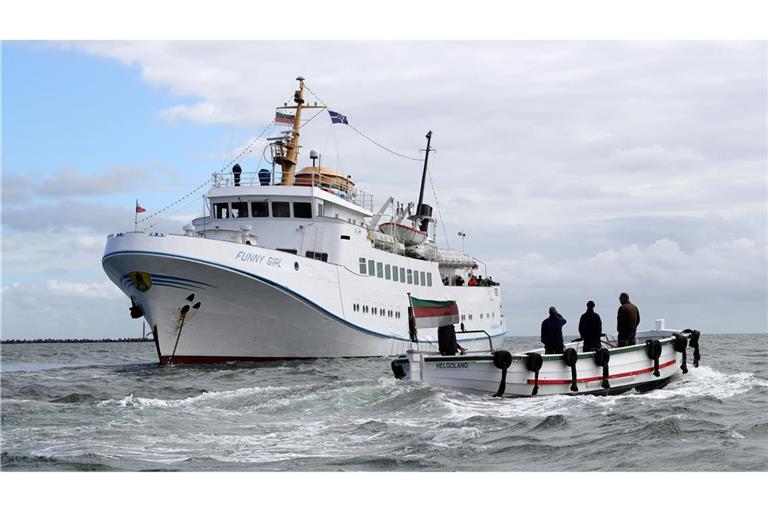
103,232,505,364
394,334,693,397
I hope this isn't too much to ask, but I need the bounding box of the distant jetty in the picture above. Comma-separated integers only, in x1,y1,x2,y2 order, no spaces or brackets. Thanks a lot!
1,338,150,344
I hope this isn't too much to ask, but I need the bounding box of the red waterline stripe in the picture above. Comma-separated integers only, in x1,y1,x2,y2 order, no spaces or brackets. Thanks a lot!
413,305,459,318
527,359,677,385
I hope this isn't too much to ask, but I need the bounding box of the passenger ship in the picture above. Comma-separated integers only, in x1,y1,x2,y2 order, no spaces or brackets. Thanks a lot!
102,77,507,364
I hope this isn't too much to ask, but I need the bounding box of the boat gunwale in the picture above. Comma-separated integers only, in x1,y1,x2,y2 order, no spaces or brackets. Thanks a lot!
421,337,676,363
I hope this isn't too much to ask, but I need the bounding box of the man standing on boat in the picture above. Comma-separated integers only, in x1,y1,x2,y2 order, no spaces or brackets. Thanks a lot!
541,306,567,354
578,300,603,352
617,292,640,346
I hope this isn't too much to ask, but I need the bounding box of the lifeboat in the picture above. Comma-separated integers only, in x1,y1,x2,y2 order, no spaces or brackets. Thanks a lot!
379,222,427,247
391,326,701,397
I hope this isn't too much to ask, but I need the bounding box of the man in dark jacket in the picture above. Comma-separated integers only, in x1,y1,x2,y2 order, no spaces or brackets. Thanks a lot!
617,292,640,346
578,300,603,352
541,306,567,354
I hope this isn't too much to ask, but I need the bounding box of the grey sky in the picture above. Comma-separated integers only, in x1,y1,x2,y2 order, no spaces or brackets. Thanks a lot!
2,41,766,337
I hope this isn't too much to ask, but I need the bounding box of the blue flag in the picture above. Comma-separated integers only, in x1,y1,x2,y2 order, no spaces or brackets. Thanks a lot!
329,110,349,125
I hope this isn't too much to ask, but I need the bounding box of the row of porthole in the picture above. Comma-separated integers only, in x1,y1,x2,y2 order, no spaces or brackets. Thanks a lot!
352,303,402,319
460,312,497,321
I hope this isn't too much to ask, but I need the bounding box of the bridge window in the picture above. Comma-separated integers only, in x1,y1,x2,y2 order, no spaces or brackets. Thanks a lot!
294,202,312,219
251,201,269,217
231,202,249,218
213,203,230,219
359,257,367,274
272,201,290,218
277,248,297,255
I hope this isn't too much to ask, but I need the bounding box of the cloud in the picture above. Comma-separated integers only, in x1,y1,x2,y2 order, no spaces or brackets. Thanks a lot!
4,41,764,336
1,279,136,339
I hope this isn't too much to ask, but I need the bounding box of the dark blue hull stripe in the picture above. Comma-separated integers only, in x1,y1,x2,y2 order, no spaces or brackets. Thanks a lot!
104,249,507,343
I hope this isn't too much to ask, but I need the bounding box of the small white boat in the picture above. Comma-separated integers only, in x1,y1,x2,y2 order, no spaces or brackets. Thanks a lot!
379,222,428,247
391,324,701,397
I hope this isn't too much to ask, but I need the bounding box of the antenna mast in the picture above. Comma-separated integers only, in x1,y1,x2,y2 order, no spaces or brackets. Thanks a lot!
272,77,326,186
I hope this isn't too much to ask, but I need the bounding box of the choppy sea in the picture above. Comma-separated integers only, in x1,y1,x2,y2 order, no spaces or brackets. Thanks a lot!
1,334,766,472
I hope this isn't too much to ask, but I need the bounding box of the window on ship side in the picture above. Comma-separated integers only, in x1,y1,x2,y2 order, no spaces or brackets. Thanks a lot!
414,271,420,286
385,264,391,280
420,271,426,286
407,269,413,284
251,201,269,217
427,273,432,287
368,260,375,276
392,266,399,282
400,268,405,282
359,258,367,274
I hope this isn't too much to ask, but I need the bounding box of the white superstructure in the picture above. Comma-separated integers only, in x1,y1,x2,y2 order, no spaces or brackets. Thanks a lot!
102,78,506,364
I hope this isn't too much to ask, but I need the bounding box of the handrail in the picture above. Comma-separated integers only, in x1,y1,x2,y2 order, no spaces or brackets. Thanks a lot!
459,327,494,352
211,171,374,211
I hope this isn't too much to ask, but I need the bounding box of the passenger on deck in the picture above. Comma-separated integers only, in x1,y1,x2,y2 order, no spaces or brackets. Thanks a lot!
468,275,478,287
617,292,640,347
454,275,465,286
438,324,466,356
541,306,567,354
442,275,450,285
578,300,602,352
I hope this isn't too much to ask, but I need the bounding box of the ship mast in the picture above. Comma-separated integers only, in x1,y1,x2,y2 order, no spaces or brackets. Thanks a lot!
273,77,326,186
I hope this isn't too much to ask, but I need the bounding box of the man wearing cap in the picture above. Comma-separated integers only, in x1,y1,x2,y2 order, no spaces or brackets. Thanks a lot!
578,300,603,352
541,306,567,354
617,292,640,347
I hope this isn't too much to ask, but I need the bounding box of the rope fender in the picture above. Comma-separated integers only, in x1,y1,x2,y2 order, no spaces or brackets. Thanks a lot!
645,339,662,377
525,352,544,396
593,348,611,389
673,333,688,374
391,359,406,379
562,348,579,392
492,350,513,397
683,329,701,367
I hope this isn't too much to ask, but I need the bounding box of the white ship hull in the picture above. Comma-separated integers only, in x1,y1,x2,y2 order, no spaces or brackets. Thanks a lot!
103,232,506,364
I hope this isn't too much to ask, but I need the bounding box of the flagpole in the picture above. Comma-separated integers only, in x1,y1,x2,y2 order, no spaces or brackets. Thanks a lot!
134,199,138,232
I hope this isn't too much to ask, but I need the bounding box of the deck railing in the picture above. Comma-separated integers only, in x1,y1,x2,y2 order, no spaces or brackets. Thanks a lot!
212,171,373,211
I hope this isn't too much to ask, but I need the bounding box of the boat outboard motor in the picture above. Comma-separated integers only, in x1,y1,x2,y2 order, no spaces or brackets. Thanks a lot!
593,348,611,389
492,350,513,397
232,163,242,186
673,333,688,374
525,352,544,396
258,168,271,186
562,348,579,392
645,339,662,377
